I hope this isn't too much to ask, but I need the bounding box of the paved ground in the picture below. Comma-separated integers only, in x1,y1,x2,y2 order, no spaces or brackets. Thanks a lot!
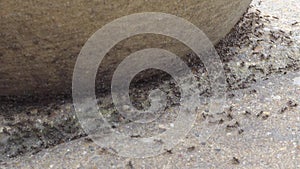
2,71,299,169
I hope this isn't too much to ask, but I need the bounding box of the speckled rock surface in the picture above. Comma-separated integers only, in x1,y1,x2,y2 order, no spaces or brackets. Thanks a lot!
0,0,251,96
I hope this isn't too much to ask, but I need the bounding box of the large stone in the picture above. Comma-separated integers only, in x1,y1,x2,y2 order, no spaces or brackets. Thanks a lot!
0,0,252,96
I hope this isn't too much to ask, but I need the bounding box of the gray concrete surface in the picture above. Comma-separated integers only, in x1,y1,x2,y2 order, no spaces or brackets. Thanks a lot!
1,71,299,169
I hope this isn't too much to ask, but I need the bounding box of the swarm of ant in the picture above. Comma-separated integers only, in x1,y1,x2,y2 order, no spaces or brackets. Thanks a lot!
216,6,300,91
